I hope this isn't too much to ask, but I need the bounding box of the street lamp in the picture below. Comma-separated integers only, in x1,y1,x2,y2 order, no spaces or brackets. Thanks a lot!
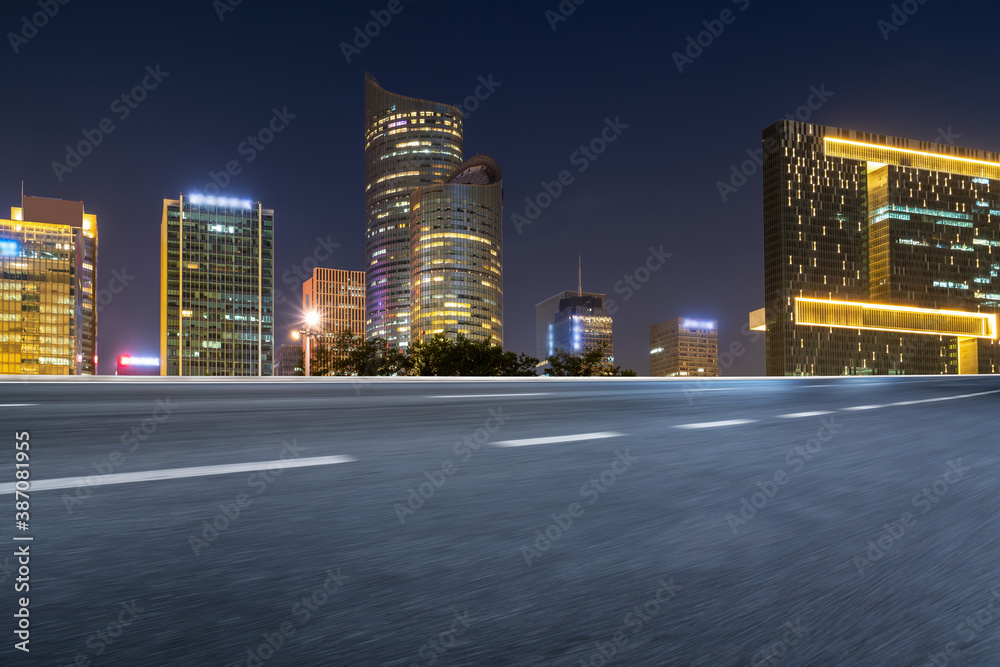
297,310,321,377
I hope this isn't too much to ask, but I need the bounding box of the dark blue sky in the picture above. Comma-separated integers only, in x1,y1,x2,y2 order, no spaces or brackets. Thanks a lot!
4,0,999,375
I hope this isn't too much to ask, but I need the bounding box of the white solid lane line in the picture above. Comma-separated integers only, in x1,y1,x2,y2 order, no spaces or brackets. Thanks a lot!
428,393,551,399
674,419,757,429
491,432,624,447
778,411,835,418
0,455,357,495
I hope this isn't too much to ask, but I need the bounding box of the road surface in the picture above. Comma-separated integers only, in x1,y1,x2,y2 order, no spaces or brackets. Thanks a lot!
0,376,998,666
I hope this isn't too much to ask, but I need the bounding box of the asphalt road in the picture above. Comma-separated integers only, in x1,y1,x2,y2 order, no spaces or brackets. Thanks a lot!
0,376,998,666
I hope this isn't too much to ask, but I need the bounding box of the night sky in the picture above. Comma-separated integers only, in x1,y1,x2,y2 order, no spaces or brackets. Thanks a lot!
5,0,1000,376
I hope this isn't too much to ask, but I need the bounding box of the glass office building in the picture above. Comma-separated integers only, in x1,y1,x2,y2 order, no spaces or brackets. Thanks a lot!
0,196,97,375
538,292,613,360
650,317,719,377
759,120,1000,375
161,195,274,376
364,73,464,349
409,155,503,345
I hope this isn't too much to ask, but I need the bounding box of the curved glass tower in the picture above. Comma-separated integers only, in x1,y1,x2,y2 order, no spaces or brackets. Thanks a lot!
410,155,503,346
364,73,464,349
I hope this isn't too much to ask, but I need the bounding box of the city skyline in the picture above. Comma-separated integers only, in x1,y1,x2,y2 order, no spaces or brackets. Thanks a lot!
5,2,1000,375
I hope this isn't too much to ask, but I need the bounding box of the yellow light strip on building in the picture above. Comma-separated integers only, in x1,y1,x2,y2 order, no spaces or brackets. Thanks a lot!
795,297,997,339
824,137,1000,180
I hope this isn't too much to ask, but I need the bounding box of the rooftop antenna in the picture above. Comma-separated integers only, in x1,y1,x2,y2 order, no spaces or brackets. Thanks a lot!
578,255,582,297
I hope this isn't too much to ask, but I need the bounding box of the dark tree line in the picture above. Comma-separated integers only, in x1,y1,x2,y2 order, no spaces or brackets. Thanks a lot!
296,332,635,377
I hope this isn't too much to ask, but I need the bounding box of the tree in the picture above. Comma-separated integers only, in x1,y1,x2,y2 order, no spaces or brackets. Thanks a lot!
544,343,636,377
406,334,540,376
327,330,407,376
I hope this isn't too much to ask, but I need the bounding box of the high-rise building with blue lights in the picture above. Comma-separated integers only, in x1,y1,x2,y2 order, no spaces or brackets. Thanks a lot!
650,317,718,377
537,291,613,361
160,194,274,376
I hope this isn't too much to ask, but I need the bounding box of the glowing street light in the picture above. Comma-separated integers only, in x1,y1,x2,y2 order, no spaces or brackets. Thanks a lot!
298,311,321,376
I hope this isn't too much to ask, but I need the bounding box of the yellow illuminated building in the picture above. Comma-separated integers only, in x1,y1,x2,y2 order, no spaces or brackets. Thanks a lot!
758,120,1000,375
0,196,98,375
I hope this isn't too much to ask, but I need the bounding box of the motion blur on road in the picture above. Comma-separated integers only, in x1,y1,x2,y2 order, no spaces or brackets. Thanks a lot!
1,376,998,666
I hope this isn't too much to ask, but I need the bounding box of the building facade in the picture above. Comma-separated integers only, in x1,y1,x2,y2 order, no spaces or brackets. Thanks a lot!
650,317,719,377
760,120,1000,375
0,196,97,375
364,73,464,349
273,344,303,376
161,195,274,376
537,291,613,360
303,268,366,338
409,155,503,345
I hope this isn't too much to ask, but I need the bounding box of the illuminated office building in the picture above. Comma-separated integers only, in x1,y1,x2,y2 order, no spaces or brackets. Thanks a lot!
364,72,464,349
303,268,366,337
650,317,718,377
161,195,274,376
410,155,503,345
0,195,97,375
757,120,1000,375
535,290,607,360
538,291,613,360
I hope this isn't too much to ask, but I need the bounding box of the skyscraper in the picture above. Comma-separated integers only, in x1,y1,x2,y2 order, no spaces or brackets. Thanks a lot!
410,155,503,345
364,73,464,349
302,267,366,338
758,120,999,375
535,289,608,360
536,290,613,360
0,195,98,375
161,194,274,376
650,317,719,377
